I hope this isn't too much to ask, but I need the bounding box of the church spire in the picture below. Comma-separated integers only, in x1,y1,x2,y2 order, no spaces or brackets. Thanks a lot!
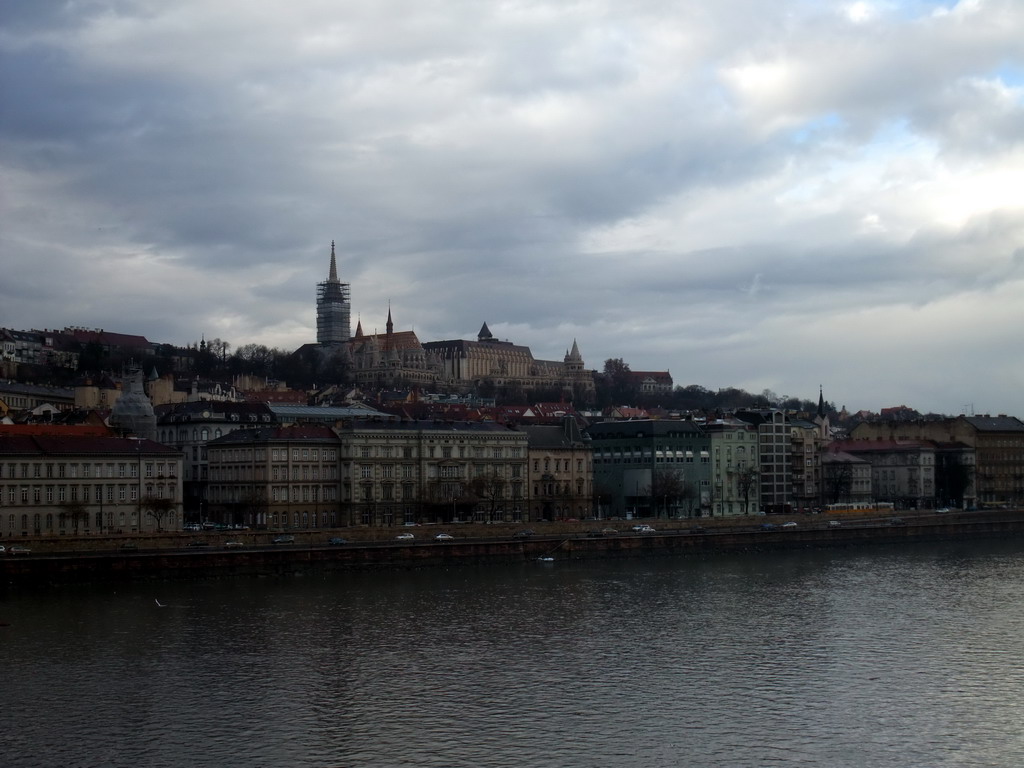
817,385,826,419
386,304,394,335
569,338,581,361
328,240,339,282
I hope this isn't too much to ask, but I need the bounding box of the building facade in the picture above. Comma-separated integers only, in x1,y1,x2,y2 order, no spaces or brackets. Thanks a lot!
206,425,342,530
830,439,936,509
821,450,874,504
423,326,595,398
735,410,791,513
520,418,593,521
157,401,277,521
587,419,711,519
205,420,531,528
0,431,183,537
849,415,1017,507
337,420,529,526
704,418,761,516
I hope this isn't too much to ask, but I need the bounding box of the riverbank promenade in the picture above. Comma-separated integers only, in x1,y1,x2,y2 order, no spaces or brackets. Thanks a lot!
3,508,1023,585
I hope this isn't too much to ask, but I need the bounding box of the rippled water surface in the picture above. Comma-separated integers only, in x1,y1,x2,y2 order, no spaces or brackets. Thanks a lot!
4,540,1024,767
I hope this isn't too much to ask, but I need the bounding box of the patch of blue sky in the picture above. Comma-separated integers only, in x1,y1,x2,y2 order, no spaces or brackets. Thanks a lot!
992,63,1024,89
790,113,844,145
884,0,958,20
861,118,935,158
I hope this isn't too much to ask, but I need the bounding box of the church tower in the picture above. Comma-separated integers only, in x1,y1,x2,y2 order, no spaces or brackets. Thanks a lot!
316,241,351,344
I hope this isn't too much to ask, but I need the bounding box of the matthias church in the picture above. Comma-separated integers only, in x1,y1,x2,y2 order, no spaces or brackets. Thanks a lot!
313,242,594,397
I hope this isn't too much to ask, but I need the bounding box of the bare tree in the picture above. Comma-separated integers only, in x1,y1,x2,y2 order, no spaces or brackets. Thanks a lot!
644,468,687,518
735,465,760,514
822,462,853,505
142,495,175,532
59,500,90,534
470,470,507,523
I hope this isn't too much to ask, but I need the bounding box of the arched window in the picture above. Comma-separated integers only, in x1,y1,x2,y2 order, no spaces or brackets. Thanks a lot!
201,428,209,441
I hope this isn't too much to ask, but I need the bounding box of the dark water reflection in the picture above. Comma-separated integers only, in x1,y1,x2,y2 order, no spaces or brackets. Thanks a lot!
4,541,1024,767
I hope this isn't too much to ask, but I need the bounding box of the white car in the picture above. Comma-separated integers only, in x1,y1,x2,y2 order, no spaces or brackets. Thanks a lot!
434,533,455,541
782,522,798,528
395,532,415,541
633,524,656,533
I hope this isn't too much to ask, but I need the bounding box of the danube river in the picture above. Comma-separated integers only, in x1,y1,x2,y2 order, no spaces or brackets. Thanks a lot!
4,539,1024,768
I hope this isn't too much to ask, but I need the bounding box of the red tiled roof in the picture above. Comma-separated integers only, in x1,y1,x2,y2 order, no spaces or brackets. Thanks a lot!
0,424,113,437
0,434,178,456
355,330,423,351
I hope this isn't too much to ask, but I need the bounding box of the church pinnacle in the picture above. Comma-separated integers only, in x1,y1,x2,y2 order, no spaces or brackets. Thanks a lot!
328,240,339,282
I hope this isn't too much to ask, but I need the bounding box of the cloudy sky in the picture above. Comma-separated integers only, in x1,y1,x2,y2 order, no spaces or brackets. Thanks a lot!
2,0,1022,415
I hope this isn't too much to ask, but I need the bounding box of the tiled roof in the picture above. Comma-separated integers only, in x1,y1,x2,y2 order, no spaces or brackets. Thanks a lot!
354,330,423,351
629,371,672,381
0,434,178,456
587,419,703,439
65,328,153,348
963,415,1024,432
830,439,934,453
518,424,588,449
0,424,113,437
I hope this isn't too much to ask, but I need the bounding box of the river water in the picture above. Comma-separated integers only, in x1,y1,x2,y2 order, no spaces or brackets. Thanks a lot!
3,540,1024,768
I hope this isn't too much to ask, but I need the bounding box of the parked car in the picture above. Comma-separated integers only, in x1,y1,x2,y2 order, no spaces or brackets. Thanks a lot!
8,545,31,555
633,524,656,533
434,533,455,541
272,535,295,544
514,529,535,538
690,525,706,534
0,545,5,554
935,507,951,514
119,542,138,551
827,520,842,528
395,532,415,541
327,537,349,545
224,541,244,549
760,523,777,531
782,522,798,529
890,517,906,526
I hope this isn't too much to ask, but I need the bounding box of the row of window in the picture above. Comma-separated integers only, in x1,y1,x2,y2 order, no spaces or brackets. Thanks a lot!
1,462,176,480
1,510,179,534
0,483,176,505
595,457,710,464
532,458,586,472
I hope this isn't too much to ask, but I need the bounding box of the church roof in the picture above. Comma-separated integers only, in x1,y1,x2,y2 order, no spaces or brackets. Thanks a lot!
354,330,423,351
